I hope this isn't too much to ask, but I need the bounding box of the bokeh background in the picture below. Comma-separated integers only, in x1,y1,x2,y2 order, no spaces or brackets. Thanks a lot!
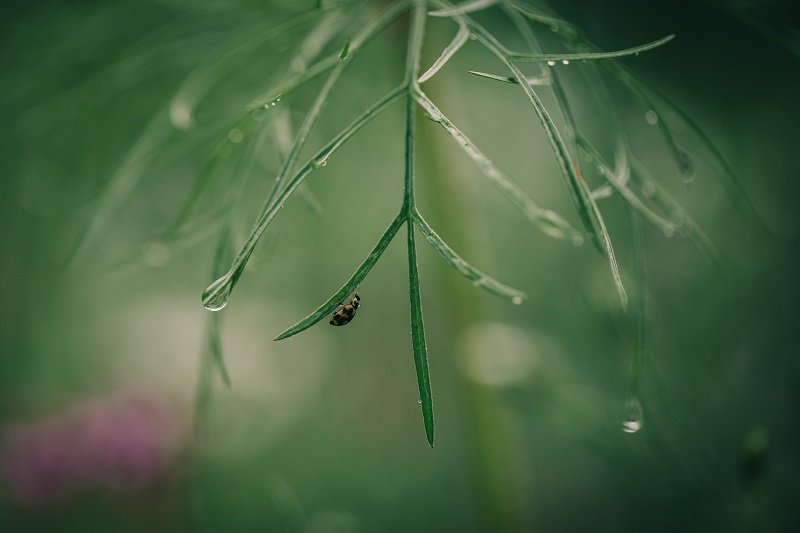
2,0,799,531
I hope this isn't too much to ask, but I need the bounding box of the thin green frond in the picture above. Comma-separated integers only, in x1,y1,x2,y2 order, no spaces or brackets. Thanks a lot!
413,212,527,302
202,85,405,312
467,70,550,85
274,213,406,340
418,19,470,83
407,223,434,447
413,88,582,242
508,34,674,62
429,0,499,17
473,26,604,250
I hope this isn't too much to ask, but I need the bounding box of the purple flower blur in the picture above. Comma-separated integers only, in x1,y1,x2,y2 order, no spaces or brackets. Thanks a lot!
3,389,187,505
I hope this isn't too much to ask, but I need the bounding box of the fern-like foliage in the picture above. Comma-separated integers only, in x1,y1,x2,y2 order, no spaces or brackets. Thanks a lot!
73,0,762,444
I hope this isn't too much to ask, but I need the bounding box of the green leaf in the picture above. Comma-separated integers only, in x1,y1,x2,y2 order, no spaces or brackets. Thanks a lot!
202,85,405,312
407,223,435,447
418,19,470,83
274,213,406,340
413,212,527,302
467,70,519,84
413,88,582,243
508,34,674,62
456,16,627,306
467,69,551,85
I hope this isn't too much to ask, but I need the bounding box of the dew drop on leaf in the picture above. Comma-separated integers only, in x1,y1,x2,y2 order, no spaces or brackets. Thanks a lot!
622,397,643,434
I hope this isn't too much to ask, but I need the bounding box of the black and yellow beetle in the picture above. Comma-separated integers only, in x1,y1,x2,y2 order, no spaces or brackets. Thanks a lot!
329,291,361,326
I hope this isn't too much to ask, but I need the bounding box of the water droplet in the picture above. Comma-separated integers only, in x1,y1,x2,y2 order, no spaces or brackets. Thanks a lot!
622,397,643,434
561,59,570,65
313,157,329,169
511,296,523,305
571,234,585,247
263,95,282,109
228,128,243,143
547,60,556,66
677,148,695,183
469,33,477,41
144,241,171,267
644,110,659,125
550,23,559,32
202,273,234,311
663,224,675,238
169,100,192,130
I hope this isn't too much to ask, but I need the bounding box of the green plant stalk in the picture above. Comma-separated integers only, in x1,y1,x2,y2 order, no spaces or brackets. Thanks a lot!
403,0,435,447
416,76,531,533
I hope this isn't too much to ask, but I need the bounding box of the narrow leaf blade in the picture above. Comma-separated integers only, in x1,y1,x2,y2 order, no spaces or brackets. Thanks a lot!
407,223,434,447
274,213,406,340
429,0,499,17
414,213,526,302
414,88,582,243
509,34,674,62
419,21,470,83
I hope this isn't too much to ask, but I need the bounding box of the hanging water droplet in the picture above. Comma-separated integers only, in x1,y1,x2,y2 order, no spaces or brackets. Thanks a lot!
202,273,234,311
677,148,695,183
622,397,643,434
571,234,585,247
663,224,676,238
561,59,570,65
169,100,192,130
644,110,659,125
511,296,523,305
228,128,243,143
547,60,556,66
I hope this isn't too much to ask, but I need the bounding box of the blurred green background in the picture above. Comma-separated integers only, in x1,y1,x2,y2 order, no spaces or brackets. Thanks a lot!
1,0,799,531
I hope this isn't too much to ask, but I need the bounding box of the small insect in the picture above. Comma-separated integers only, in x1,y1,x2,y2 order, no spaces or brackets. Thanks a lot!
329,291,361,326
